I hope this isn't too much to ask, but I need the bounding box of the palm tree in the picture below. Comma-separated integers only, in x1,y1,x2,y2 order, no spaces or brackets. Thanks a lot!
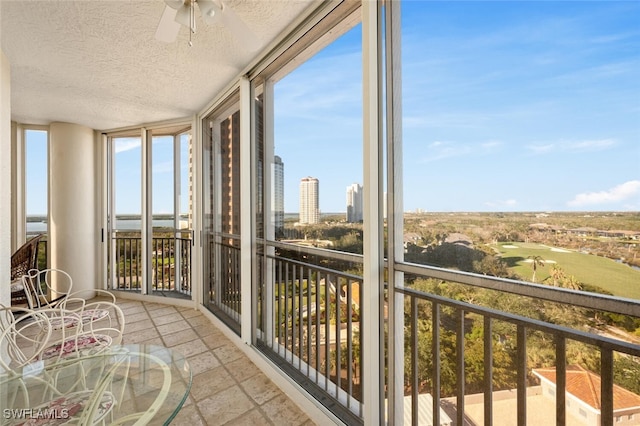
562,275,582,291
547,265,566,287
527,255,545,283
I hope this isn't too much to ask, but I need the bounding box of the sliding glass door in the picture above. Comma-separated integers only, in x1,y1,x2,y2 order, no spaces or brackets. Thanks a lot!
107,127,192,298
203,94,243,332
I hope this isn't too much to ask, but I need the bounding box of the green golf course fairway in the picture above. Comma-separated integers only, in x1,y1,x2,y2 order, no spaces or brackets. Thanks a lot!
495,242,640,300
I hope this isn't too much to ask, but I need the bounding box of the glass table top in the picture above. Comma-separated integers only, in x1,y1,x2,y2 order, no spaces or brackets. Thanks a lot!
0,344,192,425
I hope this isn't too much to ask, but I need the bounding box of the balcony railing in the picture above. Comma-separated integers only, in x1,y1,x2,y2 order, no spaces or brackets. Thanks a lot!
257,242,365,424
257,243,640,426
112,231,192,298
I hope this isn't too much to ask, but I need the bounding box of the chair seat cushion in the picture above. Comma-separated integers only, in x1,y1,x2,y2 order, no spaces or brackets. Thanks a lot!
9,390,115,426
41,334,112,360
48,309,109,330
10,279,24,293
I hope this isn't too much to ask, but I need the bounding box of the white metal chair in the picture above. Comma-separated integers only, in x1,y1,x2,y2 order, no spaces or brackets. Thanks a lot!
39,303,126,361
20,269,125,348
0,306,54,371
21,268,73,310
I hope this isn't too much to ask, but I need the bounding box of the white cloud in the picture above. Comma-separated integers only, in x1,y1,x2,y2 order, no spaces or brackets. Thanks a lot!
526,144,555,154
152,161,173,174
419,140,503,163
567,180,640,207
481,141,502,150
421,141,472,162
115,138,141,154
566,139,616,152
527,139,616,155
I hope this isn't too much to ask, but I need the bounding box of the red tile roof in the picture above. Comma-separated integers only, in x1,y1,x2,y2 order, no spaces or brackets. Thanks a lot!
533,365,640,411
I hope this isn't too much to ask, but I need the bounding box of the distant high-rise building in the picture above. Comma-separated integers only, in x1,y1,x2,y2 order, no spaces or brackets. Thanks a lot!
273,156,284,232
346,183,363,223
299,177,319,224
220,111,241,236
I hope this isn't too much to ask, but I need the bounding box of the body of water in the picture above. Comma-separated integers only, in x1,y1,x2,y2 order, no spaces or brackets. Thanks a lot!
27,217,189,234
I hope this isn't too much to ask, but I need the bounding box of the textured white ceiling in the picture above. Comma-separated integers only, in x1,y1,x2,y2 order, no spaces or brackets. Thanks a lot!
1,0,315,131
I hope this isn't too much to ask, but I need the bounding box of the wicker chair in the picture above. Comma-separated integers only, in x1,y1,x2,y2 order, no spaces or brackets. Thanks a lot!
10,234,44,305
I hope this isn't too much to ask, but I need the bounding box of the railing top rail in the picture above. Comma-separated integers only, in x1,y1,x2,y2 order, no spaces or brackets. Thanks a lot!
397,261,640,317
263,239,364,264
112,232,192,238
265,251,364,281
261,242,638,316
396,285,640,357
205,232,241,241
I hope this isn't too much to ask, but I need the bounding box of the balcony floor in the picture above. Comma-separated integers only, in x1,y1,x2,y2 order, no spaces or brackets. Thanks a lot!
117,298,316,425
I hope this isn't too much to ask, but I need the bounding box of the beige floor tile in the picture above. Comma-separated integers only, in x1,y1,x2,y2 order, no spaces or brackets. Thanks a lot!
223,408,273,425
190,366,234,402
148,306,180,318
136,337,165,347
125,319,155,333
212,343,245,364
226,357,260,382
180,309,202,319
124,311,151,324
187,351,221,376
120,304,146,315
193,322,222,338
151,311,184,326
172,338,209,358
186,314,213,327
142,302,166,311
261,394,310,426
240,373,282,405
162,328,199,347
123,327,160,344
170,403,206,425
116,298,316,426
198,385,256,425
156,319,191,335
201,331,229,349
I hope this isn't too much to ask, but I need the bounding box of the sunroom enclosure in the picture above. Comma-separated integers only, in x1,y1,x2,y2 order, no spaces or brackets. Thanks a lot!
5,1,640,425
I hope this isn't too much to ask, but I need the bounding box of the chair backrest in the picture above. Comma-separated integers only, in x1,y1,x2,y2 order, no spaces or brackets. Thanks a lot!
0,306,53,371
22,268,73,310
10,235,44,281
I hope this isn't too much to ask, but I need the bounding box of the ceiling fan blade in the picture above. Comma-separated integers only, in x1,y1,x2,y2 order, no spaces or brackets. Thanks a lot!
164,0,184,10
155,5,182,43
175,3,194,28
217,1,260,51
198,0,221,25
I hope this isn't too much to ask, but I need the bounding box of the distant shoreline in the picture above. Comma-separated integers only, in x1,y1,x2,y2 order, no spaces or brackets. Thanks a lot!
26,211,639,222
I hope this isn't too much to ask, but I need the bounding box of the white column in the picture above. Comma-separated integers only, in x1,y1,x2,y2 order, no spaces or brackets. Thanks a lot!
0,50,11,305
10,122,25,252
362,1,383,424
49,122,97,298
240,76,252,344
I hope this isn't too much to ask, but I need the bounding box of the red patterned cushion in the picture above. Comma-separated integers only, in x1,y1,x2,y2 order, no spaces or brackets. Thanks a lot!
41,334,112,360
49,309,109,330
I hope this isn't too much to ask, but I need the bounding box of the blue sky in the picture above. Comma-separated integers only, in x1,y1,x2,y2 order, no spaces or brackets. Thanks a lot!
275,0,640,213
26,1,640,216
24,133,188,216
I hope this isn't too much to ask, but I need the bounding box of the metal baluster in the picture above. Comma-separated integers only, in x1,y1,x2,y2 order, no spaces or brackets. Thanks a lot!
484,316,493,426
517,325,527,426
456,309,465,426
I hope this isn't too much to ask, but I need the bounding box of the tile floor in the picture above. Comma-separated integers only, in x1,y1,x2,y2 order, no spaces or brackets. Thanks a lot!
117,298,317,426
